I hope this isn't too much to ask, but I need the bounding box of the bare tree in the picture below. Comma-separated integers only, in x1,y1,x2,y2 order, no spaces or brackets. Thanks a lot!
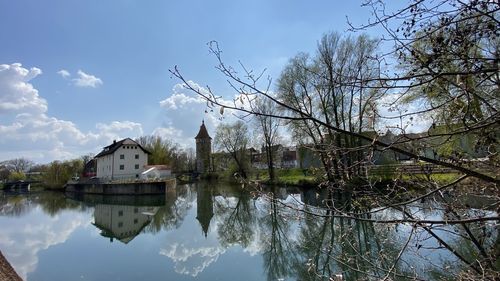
252,96,281,181
214,120,251,179
1,158,34,173
278,33,382,183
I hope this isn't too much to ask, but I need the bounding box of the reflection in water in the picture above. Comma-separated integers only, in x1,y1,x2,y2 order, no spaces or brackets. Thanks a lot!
0,192,91,280
196,183,214,237
93,205,159,244
159,183,225,277
0,183,497,281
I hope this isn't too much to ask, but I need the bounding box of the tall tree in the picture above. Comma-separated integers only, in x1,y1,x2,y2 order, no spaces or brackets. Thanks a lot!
135,135,179,168
278,33,381,182
214,120,250,179
252,96,281,181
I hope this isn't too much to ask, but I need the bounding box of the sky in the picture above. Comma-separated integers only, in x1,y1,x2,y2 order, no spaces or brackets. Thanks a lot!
0,0,418,163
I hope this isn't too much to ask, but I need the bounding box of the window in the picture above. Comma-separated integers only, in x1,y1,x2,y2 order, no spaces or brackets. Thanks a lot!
135,164,139,170
119,164,124,170
120,154,124,159
118,222,123,228
118,210,123,216
134,218,138,224
135,154,139,159
134,208,138,213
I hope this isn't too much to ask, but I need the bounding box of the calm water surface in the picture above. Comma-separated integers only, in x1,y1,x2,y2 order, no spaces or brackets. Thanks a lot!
0,182,496,281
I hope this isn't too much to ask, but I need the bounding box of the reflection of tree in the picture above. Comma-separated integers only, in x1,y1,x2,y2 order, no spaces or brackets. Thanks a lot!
293,208,408,281
0,192,84,217
215,187,256,248
38,192,81,216
0,194,33,217
414,206,500,279
145,184,195,233
259,191,299,281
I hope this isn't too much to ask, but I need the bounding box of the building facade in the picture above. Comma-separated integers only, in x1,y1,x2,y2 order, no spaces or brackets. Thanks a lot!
95,138,150,180
195,121,212,173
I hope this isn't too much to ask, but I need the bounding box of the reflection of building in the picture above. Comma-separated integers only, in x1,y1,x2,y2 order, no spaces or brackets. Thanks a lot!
95,138,151,180
195,121,212,173
93,204,159,244
196,184,214,237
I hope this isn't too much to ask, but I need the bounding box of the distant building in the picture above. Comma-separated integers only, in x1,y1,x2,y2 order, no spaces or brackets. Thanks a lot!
95,138,151,180
195,121,212,173
82,159,97,178
281,147,298,168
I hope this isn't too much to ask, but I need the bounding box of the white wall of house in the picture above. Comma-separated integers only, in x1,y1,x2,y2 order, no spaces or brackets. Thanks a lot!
96,139,148,180
96,154,113,179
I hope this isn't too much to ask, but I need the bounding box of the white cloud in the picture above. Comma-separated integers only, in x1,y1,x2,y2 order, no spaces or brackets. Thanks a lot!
57,69,70,79
0,63,47,114
376,93,432,134
0,63,143,163
73,70,103,88
160,83,205,110
152,126,183,140
157,81,252,148
95,121,144,141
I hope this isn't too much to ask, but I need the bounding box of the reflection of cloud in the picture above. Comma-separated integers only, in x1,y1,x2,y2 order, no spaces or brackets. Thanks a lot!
0,207,90,280
159,242,226,277
159,194,226,277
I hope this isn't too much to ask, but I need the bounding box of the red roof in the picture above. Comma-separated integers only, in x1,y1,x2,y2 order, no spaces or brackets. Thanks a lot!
195,121,212,139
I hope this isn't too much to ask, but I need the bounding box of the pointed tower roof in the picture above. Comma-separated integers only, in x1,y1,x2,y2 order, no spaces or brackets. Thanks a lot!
195,120,212,140
196,214,212,238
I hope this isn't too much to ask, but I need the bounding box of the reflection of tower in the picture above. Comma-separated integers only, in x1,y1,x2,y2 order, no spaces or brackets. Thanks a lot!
196,184,214,237
195,120,212,173
93,204,159,244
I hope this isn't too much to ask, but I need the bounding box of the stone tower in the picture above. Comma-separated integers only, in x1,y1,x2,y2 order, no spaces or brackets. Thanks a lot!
195,120,212,173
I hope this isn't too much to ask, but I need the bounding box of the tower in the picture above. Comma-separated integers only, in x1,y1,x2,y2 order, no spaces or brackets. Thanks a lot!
195,120,212,173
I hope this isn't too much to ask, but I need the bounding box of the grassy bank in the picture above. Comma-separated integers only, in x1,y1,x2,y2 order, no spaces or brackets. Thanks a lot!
369,172,462,185
252,168,319,186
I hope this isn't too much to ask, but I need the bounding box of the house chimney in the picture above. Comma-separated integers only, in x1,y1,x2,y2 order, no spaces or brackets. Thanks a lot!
113,140,116,144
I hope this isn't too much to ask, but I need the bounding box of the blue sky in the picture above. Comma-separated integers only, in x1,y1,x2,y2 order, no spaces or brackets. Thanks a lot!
0,1,403,163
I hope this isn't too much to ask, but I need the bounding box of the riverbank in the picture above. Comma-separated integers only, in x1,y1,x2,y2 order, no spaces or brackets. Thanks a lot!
65,178,176,195
0,251,22,281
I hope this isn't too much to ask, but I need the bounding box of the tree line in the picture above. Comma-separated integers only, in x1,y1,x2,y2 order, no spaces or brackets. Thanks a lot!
0,135,196,189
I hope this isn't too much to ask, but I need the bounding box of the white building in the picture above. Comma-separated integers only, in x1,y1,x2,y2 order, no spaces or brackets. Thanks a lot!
95,138,151,180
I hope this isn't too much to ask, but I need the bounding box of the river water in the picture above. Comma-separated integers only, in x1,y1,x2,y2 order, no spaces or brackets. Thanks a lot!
0,182,497,281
